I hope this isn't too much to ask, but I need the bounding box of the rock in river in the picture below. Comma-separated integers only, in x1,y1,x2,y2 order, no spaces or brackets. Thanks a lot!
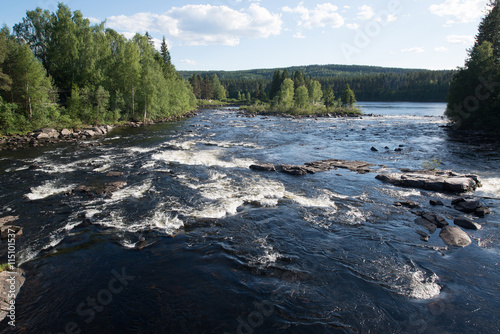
439,226,472,247
376,170,480,193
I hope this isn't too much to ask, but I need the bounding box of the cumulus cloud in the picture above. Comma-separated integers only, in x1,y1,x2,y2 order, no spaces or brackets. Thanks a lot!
435,46,449,52
346,23,360,30
357,5,374,20
282,3,345,29
180,59,197,65
429,0,488,25
107,4,282,46
401,47,425,53
293,32,306,39
446,35,475,44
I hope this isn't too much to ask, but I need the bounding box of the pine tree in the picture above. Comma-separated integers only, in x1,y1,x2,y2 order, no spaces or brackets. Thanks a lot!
446,0,500,130
341,84,356,109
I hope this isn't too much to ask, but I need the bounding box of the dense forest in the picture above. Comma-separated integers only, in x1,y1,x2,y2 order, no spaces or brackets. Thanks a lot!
0,4,196,134
446,0,500,131
180,65,454,102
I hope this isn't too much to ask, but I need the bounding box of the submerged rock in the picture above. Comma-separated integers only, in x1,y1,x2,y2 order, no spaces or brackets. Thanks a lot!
439,226,472,247
394,200,420,209
250,159,376,176
415,218,437,234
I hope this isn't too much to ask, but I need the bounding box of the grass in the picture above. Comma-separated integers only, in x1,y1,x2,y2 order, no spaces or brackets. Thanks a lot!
0,263,13,272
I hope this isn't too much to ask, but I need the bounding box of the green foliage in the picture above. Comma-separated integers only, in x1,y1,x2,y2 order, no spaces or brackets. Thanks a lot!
277,78,294,107
1,3,197,134
294,85,309,107
0,263,12,272
341,84,356,109
446,1,500,130
422,157,442,171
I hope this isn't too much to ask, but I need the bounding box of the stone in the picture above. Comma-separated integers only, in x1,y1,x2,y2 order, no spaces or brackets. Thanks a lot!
35,132,50,140
106,171,124,177
394,200,420,209
84,129,96,137
277,164,310,176
454,200,480,213
444,177,477,193
371,146,379,152
0,268,25,322
416,230,430,242
430,199,444,206
454,218,481,230
421,212,448,228
415,218,437,234
0,225,22,239
474,206,492,217
0,215,18,226
60,128,73,137
439,226,472,247
104,181,127,193
250,163,276,172
376,171,479,193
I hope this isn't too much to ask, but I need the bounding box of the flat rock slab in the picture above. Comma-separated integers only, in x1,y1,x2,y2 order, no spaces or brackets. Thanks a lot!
376,170,480,193
250,163,276,172
250,159,376,176
415,217,438,234
0,268,25,323
439,226,472,247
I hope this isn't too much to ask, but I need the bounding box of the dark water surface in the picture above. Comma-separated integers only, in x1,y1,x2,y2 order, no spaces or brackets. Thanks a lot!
0,102,499,333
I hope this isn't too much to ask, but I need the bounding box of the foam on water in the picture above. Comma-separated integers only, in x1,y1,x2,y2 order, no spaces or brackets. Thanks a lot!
152,149,255,169
249,237,282,268
25,180,76,200
475,176,500,199
107,180,152,202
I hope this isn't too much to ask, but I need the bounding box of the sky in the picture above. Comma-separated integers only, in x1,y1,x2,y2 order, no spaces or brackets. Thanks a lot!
0,0,491,71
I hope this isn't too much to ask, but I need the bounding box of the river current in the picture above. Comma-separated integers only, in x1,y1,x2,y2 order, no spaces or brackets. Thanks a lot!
0,102,499,333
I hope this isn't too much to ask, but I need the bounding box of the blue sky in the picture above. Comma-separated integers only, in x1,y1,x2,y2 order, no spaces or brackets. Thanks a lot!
0,0,490,71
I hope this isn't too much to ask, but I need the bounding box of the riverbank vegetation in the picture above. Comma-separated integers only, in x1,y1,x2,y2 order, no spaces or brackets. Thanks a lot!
446,0,500,131
0,3,197,135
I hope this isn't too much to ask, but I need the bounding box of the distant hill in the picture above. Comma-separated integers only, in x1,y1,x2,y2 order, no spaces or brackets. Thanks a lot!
178,64,448,81
179,64,455,102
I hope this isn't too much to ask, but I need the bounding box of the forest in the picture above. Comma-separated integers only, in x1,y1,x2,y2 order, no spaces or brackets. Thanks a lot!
180,65,454,102
0,4,197,134
446,0,500,131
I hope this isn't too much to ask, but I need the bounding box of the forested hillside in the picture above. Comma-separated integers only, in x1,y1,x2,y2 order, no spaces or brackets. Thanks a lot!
0,4,196,134
180,65,454,102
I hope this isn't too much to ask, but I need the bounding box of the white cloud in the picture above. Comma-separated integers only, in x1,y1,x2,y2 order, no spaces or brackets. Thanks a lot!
386,14,397,22
446,35,475,44
293,32,306,39
180,59,197,65
435,46,449,52
401,47,425,53
429,0,488,25
357,5,374,20
346,23,360,30
107,4,282,46
87,17,102,25
282,3,345,29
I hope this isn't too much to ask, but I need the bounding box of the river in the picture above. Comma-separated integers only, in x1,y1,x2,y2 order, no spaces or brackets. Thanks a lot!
0,102,498,333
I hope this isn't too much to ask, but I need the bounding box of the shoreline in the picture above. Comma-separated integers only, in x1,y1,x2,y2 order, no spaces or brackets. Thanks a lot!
0,109,200,153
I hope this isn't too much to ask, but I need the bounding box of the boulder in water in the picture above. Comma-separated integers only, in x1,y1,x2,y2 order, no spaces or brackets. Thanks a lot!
439,226,472,247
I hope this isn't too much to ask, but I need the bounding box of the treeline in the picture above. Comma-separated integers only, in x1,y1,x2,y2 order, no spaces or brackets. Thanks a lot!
0,3,196,134
180,67,454,102
188,74,227,100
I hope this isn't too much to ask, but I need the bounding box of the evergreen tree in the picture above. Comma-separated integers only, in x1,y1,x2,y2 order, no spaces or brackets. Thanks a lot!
160,36,171,67
269,69,282,101
341,84,356,109
446,0,500,130
324,87,335,108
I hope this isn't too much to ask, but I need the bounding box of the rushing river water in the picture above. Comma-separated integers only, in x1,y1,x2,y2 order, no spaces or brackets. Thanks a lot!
0,102,499,333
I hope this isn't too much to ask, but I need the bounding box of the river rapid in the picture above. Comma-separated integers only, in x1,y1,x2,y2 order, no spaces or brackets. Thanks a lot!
0,102,499,333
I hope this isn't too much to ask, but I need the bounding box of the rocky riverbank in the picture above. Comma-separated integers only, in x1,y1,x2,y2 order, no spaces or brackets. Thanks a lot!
0,109,200,152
